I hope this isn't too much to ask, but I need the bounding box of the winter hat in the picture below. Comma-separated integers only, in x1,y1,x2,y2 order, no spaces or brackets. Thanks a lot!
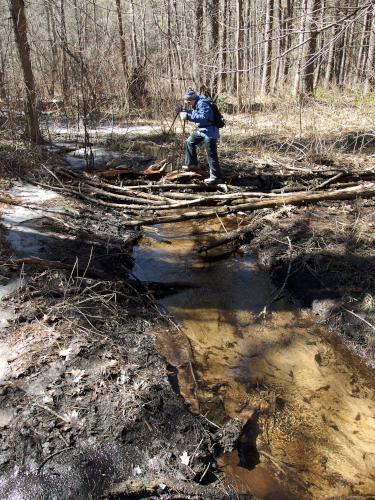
184,88,198,101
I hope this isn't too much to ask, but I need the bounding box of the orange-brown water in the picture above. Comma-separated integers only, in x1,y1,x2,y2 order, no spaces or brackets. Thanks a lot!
134,219,375,499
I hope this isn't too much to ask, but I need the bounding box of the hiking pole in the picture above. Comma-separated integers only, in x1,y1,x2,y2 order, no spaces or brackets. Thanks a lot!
180,115,186,146
173,114,186,172
166,111,179,137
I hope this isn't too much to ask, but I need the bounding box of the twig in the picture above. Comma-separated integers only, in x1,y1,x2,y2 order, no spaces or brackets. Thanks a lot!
35,403,70,422
215,212,228,234
311,172,344,191
343,308,375,332
200,413,221,430
37,447,73,474
259,236,293,316
199,461,212,483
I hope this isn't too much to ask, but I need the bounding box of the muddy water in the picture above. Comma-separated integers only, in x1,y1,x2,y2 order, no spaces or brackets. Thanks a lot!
133,219,375,499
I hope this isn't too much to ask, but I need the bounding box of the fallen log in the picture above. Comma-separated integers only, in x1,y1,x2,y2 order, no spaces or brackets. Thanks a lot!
198,220,256,254
122,183,220,191
11,257,72,270
82,176,172,202
69,180,321,212
122,182,375,227
105,477,222,499
97,166,142,180
80,183,165,206
56,167,176,203
198,206,292,254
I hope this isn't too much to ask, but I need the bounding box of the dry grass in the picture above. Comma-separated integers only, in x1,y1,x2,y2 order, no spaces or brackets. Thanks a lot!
216,96,375,174
0,140,65,181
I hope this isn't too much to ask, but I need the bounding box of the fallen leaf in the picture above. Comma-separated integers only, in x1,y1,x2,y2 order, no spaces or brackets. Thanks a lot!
70,369,86,384
132,466,142,476
180,451,190,466
59,348,72,359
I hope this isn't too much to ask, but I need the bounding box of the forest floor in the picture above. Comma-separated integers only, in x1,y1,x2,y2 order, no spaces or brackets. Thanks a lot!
220,95,375,364
0,145,238,499
0,95,374,499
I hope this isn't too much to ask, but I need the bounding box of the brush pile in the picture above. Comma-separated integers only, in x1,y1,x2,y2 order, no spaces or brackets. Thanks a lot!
36,164,375,228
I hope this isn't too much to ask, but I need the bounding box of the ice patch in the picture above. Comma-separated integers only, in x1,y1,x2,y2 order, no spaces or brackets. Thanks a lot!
0,342,11,383
1,182,63,256
0,407,14,428
65,147,121,170
51,124,158,138
8,182,58,204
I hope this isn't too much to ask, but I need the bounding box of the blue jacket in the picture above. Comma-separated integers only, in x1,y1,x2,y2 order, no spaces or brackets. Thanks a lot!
185,96,220,140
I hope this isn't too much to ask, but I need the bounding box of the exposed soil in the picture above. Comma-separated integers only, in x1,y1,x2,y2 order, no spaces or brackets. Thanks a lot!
134,219,375,499
0,168,239,499
248,198,375,366
0,271,232,499
1,112,375,500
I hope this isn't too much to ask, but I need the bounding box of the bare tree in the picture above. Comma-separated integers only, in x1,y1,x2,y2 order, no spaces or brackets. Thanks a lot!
9,0,42,143
364,3,375,93
235,0,244,107
304,0,320,94
115,0,128,81
261,0,274,94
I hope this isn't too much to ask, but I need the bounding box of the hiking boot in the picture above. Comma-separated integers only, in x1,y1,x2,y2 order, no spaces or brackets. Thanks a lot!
204,177,221,185
181,165,199,171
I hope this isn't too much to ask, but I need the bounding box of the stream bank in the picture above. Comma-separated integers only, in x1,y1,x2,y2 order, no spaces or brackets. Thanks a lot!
134,218,375,499
1,135,375,499
0,165,233,499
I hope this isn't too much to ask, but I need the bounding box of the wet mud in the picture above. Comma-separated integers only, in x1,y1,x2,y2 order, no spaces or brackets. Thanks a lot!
0,181,229,499
134,219,375,499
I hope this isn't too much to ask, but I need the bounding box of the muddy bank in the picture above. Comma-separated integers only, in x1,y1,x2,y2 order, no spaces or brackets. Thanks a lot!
0,273,229,499
0,181,235,499
1,132,375,499
133,218,375,499
246,198,375,366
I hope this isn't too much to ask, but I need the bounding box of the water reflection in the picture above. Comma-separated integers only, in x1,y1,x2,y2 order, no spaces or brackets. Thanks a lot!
133,219,375,500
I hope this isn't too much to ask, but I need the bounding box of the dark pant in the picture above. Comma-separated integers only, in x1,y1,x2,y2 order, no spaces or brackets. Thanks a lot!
185,131,221,180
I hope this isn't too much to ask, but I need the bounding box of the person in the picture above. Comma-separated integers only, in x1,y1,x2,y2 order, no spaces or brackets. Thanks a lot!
176,88,222,184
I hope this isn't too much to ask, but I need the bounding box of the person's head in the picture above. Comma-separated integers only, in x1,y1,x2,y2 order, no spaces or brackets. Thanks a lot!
184,88,198,107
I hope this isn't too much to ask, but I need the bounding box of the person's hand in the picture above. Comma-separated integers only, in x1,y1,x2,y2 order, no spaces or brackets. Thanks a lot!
180,111,187,122
175,103,183,113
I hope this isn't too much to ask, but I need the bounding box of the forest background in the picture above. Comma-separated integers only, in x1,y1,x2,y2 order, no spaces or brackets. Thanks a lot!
1,0,375,143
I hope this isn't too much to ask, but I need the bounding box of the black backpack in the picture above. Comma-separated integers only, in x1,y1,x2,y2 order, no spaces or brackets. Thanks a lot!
209,100,226,128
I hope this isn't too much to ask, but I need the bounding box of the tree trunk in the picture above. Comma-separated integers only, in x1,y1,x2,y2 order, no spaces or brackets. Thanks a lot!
9,0,42,143
304,0,320,94
272,0,282,92
293,0,307,96
129,0,139,67
235,0,244,108
166,0,175,93
115,0,128,80
60,0,69,105
194,0,204,87
356,7,369,82
364,4,375,93
207,0,219,97
261,0,274,94
219,0,229,93
0,37,7,100
338,27,348,88
283,0,294,81
313,0,325,89
44,0,58,98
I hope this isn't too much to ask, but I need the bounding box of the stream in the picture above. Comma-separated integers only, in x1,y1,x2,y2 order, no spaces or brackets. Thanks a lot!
1,142,375,499
133,219,375,499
